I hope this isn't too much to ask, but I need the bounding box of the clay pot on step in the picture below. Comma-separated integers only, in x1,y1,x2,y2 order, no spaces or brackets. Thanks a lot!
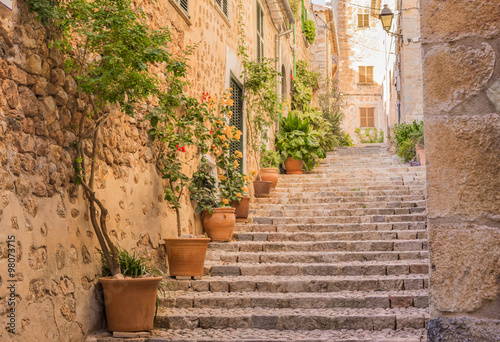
201,207,236,242
231,196,250,222
258,168,279,189
164,238,210,276
253,180,272,198
285,157,304,174
98,276,162,332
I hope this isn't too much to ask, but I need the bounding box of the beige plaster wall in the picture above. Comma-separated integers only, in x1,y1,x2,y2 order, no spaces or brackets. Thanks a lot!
421,0,500,339
0,0,310,341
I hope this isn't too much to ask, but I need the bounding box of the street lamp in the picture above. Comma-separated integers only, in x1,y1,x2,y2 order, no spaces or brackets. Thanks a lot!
379,4,394,33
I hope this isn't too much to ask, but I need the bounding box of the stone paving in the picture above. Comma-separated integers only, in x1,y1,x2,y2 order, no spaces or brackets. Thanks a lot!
88,145,429,341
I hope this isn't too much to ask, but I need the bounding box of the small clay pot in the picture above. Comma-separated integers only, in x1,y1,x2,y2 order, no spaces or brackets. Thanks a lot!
99,276,162,332
202,207,236,242
164,238,210,276
258,168,279,189
253,180,272,198
285,157,304,174
231,196,250,222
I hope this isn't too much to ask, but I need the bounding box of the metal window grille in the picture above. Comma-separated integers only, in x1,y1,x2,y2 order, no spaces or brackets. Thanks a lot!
358,66,374,84
215,0,228,16
256,3,264,61
229,77,244,173
357,14,369,27
360,107,375,127
174,0,189,14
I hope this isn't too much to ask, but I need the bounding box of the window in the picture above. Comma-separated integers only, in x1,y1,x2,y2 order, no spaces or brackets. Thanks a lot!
229,76,244,173
215,0,228,17
173,0,189,14
358,14,369,27
256,2,264,61
360,107,375,127
358,66,374,84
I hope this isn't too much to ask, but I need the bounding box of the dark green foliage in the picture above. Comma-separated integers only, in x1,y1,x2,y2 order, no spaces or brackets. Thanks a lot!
292,60,320,111
260,150,280,168
189,158,219,214
275,113,326,171
304,19,316,44
394,120,424,162
101,247,163,279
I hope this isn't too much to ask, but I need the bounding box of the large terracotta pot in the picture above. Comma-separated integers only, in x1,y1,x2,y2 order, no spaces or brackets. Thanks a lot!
253,180,272,198
164,238,210,276
285,157,304,174
258,168,279,189
202,207,236,242
231,196,250,222
98,276,162,332
415,144,426,166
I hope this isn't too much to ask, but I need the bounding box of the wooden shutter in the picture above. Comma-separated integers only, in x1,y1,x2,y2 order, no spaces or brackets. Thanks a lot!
230,77,244,173
358,14,369,27
175,0,189,14
359,66,374,84
256,3,264,61
360,107,375,127
216,0,228,16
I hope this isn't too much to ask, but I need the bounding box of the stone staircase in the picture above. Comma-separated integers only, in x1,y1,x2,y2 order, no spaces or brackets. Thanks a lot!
91,145,429,341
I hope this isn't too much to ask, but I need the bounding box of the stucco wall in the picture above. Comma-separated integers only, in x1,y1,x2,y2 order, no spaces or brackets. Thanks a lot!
421,0,500,339
0,0,310,340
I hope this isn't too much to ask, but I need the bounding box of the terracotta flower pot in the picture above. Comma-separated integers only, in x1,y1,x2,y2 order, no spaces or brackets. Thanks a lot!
231,196,250,222
258,168,279,189
164,238,210,276
202,207,236,242
253,180,272,198
415,144,426,166
285,156,304,174
98,276,162,332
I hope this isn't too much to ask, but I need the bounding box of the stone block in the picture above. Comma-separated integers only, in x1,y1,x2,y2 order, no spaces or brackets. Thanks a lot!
209,280,229,292
229,280,256,292
397,315,425,329
390,295,414,308
427,317,500,341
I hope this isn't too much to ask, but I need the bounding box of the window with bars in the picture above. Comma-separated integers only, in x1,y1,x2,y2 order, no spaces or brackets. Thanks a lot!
358,66,374,84
256,2,264,61
358,14,369,27
229,77,244,173
360,107,375,127
215,0,228,17
173,0,189,14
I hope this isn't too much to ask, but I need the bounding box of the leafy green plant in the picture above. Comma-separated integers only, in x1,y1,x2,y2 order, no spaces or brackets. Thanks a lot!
189,158,219,214
292,60,320,111
260,150,280,168
355,127,384,143
304,19,316,44
393,120,424,162
275,113,326,171
296,109,337,152
27,0,191,275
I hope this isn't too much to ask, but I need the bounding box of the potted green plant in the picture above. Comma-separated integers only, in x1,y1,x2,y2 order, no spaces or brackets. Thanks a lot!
276,112,326,174
26,0,185,331
98,248,166,332
259,149,280,189
304,19,316,44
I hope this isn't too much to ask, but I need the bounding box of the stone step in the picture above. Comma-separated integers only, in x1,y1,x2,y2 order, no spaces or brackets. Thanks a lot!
207,240,428,253
251,207,426,218
160,290,429,310
310,166,425,173
234,230,427,242
277,174,425,182
252,200,427,210
141,328,427,341
248,214,427,225
273,186,426,194
255,195,426,205
207,251,429,264
268,190,425,198
155,307,429,331
276,180,425,188
205,261,429,277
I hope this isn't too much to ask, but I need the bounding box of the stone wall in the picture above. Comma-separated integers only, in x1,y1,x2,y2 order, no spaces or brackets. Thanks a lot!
0,0,310,340
421,0,500,339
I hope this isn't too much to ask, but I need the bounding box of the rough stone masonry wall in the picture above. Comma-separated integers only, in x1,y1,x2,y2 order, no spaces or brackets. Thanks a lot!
420,0,500,340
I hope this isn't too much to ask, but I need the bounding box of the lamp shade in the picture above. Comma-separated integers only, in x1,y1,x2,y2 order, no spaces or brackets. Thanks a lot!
379,4,394,32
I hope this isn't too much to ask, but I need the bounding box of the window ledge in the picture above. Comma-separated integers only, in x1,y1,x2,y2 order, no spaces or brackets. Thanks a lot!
168,0,192,26
357,83,375,86
212,1,231,28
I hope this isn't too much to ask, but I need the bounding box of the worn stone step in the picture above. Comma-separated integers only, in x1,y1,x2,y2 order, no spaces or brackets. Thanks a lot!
160,290,429,310
234,230,427,242
155,307,429,331
236,221,427,233
205,261,429,277
253,200,427,210
208,239,428,253
268,190,425,199
255,195,426,205
276,181,425,188
251,207,426,218
207,250,429,264
273,186,426,194
135,327,427,341
168,275,429,293
249,214,427,225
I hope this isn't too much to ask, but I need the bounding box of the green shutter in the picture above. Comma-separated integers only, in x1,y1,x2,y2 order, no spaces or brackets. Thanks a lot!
229,77,244,173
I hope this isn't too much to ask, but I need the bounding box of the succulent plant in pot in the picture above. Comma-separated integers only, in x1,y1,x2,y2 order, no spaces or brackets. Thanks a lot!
276,112,326,174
